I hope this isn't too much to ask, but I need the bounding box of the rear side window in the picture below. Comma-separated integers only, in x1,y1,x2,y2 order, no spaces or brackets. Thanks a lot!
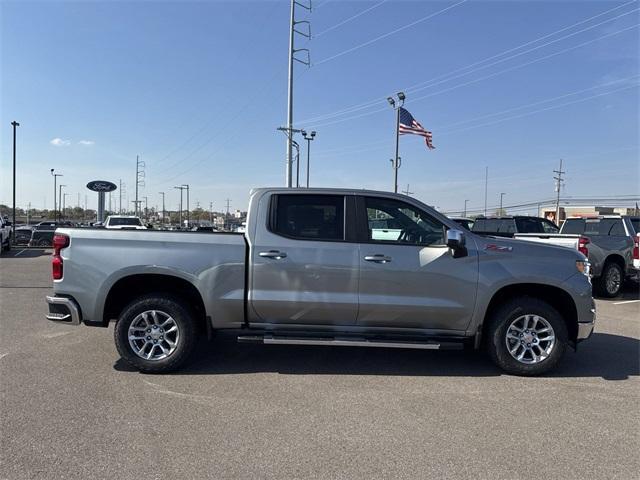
273,194,344,241
599,219,625,236
561,219,585,234
631,218,640,235
472,219,514,233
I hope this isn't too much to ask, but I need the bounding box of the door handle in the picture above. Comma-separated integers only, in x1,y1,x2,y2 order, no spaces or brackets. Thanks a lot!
364,254,392,263
259,250,287,259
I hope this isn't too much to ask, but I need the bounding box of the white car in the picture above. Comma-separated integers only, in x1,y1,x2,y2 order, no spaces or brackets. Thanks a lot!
103,216,147,230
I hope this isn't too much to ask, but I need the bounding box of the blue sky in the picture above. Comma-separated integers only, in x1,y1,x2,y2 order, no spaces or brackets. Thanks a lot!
1,0,638,215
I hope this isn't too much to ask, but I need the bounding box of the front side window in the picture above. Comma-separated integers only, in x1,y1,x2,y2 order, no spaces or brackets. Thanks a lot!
273,194,344,241
364,197,445,246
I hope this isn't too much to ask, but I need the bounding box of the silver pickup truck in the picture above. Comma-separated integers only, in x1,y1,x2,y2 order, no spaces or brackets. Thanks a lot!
46,188,595,376
515,216,640,297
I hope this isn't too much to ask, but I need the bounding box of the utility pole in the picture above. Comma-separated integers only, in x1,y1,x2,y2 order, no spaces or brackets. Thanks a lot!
159,192,166,225
464,199,469,217
174,186,186,227
143,196,148,221
301,130,316,188
51,170,62,221
484,166,488,216
283,0,311,187
553,159,565,223
209,202,213,223
387,92,405,193
500,192,506,213
402,184,413,196
135,155,145,216
11,121,19,242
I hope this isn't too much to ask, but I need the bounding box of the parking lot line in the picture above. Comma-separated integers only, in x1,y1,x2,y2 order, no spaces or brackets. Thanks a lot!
13,249,27,257
613,300,640,305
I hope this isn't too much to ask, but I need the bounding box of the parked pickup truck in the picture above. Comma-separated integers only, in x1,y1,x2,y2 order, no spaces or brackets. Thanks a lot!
472,216,560,238
46,188,595,376
515,216,640,298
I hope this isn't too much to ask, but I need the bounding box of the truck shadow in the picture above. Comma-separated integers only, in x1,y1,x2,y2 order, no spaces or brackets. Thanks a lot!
0,248,51,258
115,332,639,381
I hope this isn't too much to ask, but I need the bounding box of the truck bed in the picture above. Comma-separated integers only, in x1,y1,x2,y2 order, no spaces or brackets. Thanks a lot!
53,228,247,328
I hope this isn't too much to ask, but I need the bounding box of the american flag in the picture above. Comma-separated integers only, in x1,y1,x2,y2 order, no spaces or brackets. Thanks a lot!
398,107,435,150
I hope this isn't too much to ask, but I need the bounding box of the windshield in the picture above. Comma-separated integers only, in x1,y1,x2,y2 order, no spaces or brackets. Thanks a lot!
109,217,142,226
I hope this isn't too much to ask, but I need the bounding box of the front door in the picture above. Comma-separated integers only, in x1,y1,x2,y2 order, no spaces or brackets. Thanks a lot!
357,196,478,333
249,193,359,326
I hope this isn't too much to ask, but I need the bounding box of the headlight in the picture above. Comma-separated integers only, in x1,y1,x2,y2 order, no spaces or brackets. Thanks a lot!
576,260,591,277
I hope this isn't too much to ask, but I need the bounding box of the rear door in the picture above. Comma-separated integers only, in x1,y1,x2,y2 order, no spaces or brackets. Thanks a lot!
356,195,478,333
249,193,359,326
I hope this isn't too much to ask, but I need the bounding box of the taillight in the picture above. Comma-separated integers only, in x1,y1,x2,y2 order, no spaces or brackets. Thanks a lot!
578,236,590,257
633,235,639,260
52,234,69,280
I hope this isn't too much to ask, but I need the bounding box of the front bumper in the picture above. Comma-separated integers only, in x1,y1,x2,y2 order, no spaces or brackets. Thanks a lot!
46,296,82,325
577,299,596,342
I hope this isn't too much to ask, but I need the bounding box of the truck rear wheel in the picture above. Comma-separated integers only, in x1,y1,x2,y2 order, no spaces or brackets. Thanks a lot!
595,262,623,298
485,297,568,376
114,294,198,373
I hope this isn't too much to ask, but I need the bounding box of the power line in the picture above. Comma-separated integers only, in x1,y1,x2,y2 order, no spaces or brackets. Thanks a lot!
314,0,468,65
440,83,639,136
300,2,639,124
314,0,388,37
307,22,640,129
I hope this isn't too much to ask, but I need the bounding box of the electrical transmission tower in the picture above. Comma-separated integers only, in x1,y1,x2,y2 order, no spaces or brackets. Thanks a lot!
280,0,312,188
402,184,413,196
553,159,565,223
135,155,145,216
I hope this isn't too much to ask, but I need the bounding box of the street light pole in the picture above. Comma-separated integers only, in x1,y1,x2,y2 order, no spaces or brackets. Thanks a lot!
58,185,66,220
11,121,19,242
174,186,185,227
51,170,63,221
387,92,405,193
292,141,300,188
301,130,316,188
159,192,165,225
500,192,506,213
182,184,190,228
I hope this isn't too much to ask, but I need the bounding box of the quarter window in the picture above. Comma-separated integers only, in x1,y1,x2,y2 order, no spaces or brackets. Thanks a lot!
273,194,344,241
364,197,445,246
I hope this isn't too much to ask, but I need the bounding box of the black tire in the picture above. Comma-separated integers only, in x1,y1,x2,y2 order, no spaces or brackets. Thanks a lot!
484,296,568,376
595,262,624,298
37,238,51,247
114,294,199,373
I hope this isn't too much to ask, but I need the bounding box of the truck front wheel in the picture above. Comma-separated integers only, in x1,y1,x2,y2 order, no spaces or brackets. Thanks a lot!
485,297,568,376
114,294,198,373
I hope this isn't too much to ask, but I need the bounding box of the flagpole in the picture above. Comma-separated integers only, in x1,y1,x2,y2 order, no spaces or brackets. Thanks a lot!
394,106,400,194
387,92,405,194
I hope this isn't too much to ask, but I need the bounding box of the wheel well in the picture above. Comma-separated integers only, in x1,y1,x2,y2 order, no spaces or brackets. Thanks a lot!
102,274,206,329
483,283,578,343
603,254,625,272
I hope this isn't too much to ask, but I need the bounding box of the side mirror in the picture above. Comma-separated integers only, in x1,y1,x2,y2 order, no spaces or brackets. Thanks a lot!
446,229,468,258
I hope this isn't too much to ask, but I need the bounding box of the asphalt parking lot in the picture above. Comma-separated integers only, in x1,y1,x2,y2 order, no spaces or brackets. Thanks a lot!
1,249,639,479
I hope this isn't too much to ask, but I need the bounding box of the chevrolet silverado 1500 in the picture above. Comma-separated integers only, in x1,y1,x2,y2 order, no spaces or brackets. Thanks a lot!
46,188,595,375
